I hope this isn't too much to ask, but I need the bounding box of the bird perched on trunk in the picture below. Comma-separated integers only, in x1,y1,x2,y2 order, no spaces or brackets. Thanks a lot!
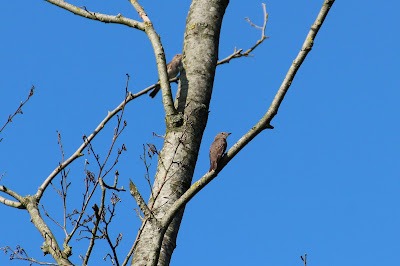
149,54,183,98
209,132,231,172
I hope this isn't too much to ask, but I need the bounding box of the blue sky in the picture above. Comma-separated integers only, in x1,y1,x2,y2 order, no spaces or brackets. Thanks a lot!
1,1,399,265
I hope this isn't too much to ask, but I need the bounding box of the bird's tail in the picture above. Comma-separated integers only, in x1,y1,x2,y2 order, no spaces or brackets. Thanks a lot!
209,162,217,172
149,83,161,98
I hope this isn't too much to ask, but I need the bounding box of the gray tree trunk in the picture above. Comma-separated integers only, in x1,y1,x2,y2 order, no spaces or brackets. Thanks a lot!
131,0,229,265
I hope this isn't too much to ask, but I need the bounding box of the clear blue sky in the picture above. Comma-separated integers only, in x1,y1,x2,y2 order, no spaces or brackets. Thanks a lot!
1,1,399,265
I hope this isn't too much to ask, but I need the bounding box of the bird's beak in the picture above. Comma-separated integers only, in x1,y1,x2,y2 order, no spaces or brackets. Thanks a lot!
227,133,231,136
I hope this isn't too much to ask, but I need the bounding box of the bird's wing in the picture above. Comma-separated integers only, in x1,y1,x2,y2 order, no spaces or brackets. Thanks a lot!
215,140,227,160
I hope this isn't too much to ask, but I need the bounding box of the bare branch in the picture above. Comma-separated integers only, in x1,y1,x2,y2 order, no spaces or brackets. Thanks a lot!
64,166,99,246
128,0,177,116
245,17,263,30
301,253,307,266
99,127,127,180
0,195,24,209
129,179,153,220
0,245,62,265
163,0,336,229
81,94,126,264
43,0,144,30
101,198,122,266
82,203,101,265
217,48,244,65
218,3,268,65
140,144,156,200
35,25,266,199
65,87,127,252
39,203,65,231
24,196,73,265
136,79,178,98
85,177,122,266
56,131,65,162
45,130,71,237
103,253,117,266
225,0,335,161
0,185,24,209
0,86,34,142
102,171,125,192
36,78,130,200
0,172,5,182
12,3,269,205
61,169,69,234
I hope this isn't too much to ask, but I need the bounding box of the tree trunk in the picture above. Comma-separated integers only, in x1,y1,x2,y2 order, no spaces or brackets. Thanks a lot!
131,0,229,265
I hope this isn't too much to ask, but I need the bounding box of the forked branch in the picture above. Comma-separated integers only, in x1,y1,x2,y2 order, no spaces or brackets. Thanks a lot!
30,0,270,202
218,3,268,65
301,253,307,266
0,185,24,209
163,0,336,229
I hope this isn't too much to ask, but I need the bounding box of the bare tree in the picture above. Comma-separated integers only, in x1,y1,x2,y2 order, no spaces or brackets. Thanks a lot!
0,0,335,265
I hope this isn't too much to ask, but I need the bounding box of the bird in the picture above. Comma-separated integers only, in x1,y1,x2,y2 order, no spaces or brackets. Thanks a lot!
209,132,231,172
149,54,183,98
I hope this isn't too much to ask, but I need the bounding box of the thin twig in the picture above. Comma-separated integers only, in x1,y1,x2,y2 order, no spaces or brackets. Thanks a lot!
36,76,131,200
100,193,122,266
217,3,269,65
66,92,127,248
0,245,64,265
301,253,307,266
56,130,70,237
39,203,65,231
102,171,125,192
64,168,98,246
82,185,103,265
140,144,156,200
0,86,34,141
81,82,128,264
0,172,5,182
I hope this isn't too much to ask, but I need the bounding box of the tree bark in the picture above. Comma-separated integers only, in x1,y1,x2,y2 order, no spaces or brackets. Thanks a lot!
131,0,229,265
24,196,73,265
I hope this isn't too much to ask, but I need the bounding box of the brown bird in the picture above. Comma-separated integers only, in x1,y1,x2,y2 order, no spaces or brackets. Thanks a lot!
209,132,231,172
149,54,183,98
